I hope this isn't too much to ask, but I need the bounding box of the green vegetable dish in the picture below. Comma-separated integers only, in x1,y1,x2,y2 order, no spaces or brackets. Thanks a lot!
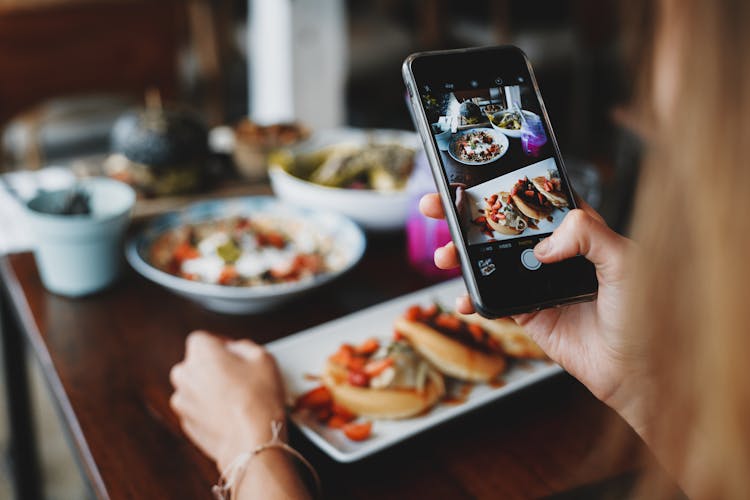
274,143,416,192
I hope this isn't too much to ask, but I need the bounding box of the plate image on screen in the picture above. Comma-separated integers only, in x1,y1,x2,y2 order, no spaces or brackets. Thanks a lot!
447,127,509,166
463,157,570,245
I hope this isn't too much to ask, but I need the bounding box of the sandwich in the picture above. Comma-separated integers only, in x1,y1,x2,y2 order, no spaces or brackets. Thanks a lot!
456,313,546,359
481,191,529,235
394,304,507,382
531,169,569,209
322,338,445,419
510,176,555,220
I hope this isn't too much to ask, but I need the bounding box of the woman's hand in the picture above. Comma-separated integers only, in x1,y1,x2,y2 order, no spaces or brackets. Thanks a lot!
419,194,649,435
169,331,286,471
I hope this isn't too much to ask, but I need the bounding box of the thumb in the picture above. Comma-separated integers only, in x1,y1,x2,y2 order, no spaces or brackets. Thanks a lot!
533,209,629,276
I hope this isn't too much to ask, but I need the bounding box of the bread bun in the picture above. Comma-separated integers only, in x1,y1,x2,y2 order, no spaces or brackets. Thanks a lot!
457,313,546,359
485,191,524,235
511,193,552,220
322,360,444,419
394,317,506,382
531,176,568,208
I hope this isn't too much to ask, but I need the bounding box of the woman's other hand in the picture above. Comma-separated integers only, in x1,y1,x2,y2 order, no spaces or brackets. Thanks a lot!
169,332,286,471
419,194,648,435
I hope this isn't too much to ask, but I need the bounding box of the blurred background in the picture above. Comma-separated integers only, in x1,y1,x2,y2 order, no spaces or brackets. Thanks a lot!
0,0,641,497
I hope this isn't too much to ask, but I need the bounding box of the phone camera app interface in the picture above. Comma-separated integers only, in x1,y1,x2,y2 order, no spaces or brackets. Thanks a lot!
420,78,572,279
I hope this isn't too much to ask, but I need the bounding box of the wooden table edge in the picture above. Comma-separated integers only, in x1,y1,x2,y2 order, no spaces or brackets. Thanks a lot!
1,253,110,500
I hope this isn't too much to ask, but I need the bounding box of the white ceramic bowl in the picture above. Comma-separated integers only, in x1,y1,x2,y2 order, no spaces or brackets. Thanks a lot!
126,196,366,314
268,128,420,232
490,110,539,138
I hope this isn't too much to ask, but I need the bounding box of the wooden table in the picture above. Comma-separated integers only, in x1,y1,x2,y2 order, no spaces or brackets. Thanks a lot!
1,235,655,499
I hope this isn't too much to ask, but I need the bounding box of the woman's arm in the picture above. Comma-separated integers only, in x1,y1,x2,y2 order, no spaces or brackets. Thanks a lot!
169,332,311,500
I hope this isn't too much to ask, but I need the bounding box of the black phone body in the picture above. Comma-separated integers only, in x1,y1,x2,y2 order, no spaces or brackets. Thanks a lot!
403,46,597,318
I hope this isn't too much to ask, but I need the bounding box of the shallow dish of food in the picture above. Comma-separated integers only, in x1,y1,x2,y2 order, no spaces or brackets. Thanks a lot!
126,196,366,314
448,127,509,166
267,278,560,462
268,128,420,231
489,110,539,138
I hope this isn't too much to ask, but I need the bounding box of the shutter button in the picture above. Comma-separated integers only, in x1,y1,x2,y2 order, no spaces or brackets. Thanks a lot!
521,249,542,271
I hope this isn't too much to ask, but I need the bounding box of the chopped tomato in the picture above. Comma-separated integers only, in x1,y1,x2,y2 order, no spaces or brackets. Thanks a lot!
297,254,324,273
435,313,462,331
343,421,373,441
258,231,286,249
488,194,498,204
346,356,367,372
331,403,357,421
404,305,422,322
295,386,331,409
355,338,380,355
347,371,369,387
422,303,439,317
393,330,404,341
315,407,332,423
235,217,251,230
364,357,394,377
218,266,238,285
326,415,348,429
468,324,485,342
328,344,355,366
173,242,199,263
180,272,198,281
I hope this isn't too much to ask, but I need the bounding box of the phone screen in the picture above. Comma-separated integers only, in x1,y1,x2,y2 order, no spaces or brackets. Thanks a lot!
406,47,597,316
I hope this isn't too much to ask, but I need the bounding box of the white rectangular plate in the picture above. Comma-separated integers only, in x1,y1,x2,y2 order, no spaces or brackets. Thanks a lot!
266,278,562,462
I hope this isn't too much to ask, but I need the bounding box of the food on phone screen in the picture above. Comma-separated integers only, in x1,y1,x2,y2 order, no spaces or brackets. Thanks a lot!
490,110,523,131
482,104,503,116
531,170,569,209
149,215,334,286
394,304,508,382
452,129,505,164
479,191,528,236
510,176,555,220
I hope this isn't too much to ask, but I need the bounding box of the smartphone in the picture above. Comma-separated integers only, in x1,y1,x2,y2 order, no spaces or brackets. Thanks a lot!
403,46,597,318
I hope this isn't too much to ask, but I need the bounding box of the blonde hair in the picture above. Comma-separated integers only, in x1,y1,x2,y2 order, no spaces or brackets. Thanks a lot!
627,0,750,497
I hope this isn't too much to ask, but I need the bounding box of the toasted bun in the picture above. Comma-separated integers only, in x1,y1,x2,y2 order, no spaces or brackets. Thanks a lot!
531,176,569,208
394,317,506,382
322,361,444,419
511,193,552,220
457,313,547,359
485,191,523,235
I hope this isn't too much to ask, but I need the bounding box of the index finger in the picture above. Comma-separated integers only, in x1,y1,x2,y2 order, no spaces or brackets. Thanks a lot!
418,193,445,220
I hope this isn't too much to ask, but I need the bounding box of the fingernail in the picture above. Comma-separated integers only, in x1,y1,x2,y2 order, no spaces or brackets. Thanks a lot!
534,238,551,257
